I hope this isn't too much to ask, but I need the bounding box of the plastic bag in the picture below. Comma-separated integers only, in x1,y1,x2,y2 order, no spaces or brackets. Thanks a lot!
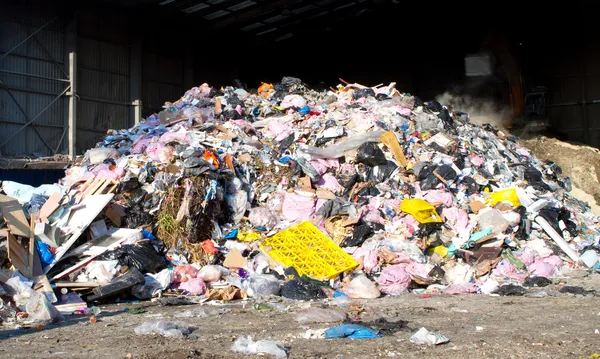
248,207,278,230
477,208,509,234
356,142,387,167
134,320,192,339
173,265,199,283
281,278,326,300
179,278,206,295
342,274,380,299
24,293,63,324
377,264,411,295
341,224,374,247
100,241,165,274
231,336,287,358
324,324,383,339
300,131,386,159
244,274,281,299
400,199,442,224
86,147,120,165
198,265,226,282
132,268,175,299
384,239,427,264
488,187,521,207
410,327,449,345
295,307,346,324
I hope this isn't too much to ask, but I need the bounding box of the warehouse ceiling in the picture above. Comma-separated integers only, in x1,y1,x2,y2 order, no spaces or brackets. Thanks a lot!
93,0,393,44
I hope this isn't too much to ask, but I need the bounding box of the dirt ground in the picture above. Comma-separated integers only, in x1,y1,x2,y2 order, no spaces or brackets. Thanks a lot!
521,136,600,215
1,271,600,359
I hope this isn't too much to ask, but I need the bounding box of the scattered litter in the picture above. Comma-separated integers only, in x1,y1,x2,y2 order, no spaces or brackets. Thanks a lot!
409,327,450,345
231,336,287,358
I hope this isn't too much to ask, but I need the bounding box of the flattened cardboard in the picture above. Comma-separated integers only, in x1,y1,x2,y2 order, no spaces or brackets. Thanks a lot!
0,194,30,238
380,131,408,167
223,248,247,269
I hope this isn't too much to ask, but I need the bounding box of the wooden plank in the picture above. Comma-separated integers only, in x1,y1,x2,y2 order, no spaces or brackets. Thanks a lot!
7,232,28,277
0,194,30,238
39,192,63,221
54,281,100,288
95,179,110,195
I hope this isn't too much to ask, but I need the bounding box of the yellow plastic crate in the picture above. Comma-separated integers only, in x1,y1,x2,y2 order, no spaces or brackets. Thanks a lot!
260,221,358,280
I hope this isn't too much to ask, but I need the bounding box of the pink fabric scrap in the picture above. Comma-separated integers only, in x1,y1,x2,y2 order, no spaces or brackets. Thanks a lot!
132,137,153,154
491,259,528,283
281,193,315,222
442,207,469,232
424,190,453,207
309,158,340,175
444,282,478,294
267,121,294,142
527,260,556,278
281,94,307,109
160,131,189,144
353,247,378,273
317,173,343,193
470,155,485,167
377,264,411,295
542,255,564,268
517,249,536,266
363,204,386,225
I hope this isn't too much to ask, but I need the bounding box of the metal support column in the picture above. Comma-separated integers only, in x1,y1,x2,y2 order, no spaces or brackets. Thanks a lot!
68,52,77,160
130,38,142,126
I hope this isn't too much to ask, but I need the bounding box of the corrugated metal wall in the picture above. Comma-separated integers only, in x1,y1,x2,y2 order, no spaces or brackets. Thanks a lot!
142,52,185,117
77,37,131,152
0,14,68,156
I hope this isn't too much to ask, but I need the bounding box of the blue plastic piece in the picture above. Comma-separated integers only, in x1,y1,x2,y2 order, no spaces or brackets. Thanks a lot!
278,156,294,164
225,229,238,239
298,106,311,115
35,240,54,268
333,291,347,298
325,324,383,339
142,229,156,240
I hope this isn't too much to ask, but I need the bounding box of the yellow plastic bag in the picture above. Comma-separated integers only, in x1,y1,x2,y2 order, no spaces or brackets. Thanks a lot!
238,230,262,242
488,188,521,207
400,199,442,223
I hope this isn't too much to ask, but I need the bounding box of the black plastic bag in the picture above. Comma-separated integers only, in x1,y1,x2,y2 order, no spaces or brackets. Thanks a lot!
353,88,376,100
513,206,530,241
524,164,549,191
492,284,527,296
317,198,353,217
459,176,480,195
125,205,154,229
523,276,552,287
341,224,374,247
338,171,359,192
425,101,442,112
356,142,387,167
367,160,398,183
281,278,327,300
278,132,295,151
87,268,145,302
435,164,457,184
100,241,166,274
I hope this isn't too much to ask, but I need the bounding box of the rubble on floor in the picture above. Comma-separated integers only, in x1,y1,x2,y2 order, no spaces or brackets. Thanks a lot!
1,77,599,328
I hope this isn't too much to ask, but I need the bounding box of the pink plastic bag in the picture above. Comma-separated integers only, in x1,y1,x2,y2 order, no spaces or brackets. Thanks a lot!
173,265,198,283
179,278,206,295
377,264,411,295
491,259,528,282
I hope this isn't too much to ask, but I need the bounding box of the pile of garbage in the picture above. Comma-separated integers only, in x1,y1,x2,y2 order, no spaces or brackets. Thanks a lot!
1,77,599,326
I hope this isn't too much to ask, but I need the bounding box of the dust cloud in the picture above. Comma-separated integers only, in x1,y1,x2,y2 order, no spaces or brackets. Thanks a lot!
435,92,512,129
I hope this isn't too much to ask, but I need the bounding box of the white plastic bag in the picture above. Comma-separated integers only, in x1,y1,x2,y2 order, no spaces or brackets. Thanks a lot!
231,336,287,358
343,274,381,299
410,327,449,345
244,274,281,299
134,320,192,339
300,131,386,159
